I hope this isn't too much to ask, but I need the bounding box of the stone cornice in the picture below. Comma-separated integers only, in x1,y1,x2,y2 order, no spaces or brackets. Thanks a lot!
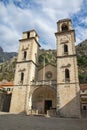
19,37,41,47
16,60,37,67
55,30,75,36
56,54,76,58
57,82,79,85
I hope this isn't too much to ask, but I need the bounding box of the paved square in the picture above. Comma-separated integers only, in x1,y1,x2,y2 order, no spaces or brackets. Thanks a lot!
0,113,87,130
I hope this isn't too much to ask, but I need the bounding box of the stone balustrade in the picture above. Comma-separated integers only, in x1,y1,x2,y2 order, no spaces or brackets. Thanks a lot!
30,80,57,89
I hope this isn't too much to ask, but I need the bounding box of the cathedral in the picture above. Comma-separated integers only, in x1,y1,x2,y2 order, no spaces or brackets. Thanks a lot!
10,18,81,118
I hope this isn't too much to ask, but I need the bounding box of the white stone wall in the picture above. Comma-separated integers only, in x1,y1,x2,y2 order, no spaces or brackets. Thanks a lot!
57,57,79,83
17,40,39,63
56,33,76,57
10,86,26,113
10,30,40,114
38,64,57,81
57,84,80,117
22,30,39,41
56,19,80,118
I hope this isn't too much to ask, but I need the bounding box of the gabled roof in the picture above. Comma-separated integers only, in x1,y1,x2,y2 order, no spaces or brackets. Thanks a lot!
38,63,56,71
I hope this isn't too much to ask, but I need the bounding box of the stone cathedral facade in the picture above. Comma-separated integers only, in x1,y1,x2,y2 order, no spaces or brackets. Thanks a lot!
10,18,81,118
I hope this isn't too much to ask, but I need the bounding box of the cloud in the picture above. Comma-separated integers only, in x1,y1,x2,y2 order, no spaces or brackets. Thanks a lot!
71,0,87,44
75,25,87,44
81,17,87,25
0,0,86,52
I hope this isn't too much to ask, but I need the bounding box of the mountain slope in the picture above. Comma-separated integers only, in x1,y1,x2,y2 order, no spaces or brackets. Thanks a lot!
0,47,17,63
76,39,87,83
0,39,87,83
76,39,87,56
0,57,17,81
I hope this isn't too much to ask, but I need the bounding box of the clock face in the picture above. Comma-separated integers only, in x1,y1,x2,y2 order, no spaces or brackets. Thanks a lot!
45,71,52,79
60,35,70,43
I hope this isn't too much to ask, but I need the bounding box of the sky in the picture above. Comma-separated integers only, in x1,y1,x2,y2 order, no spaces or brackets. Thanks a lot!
0,0,87,52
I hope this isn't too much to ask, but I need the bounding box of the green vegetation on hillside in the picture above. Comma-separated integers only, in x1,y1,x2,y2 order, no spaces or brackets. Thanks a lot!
0,39,87,83
77,55,87,83
0,57,16,81
76,40,87,83
38,49,56,68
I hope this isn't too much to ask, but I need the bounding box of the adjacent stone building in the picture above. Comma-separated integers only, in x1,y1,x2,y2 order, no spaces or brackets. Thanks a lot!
10,18,81,118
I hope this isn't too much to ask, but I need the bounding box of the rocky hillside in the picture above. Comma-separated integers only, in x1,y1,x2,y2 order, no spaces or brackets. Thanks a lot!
0,39,87,83
0,57,17,81
76,39,87,56
0,47,17,63
38,49,56,68
76,39,87,83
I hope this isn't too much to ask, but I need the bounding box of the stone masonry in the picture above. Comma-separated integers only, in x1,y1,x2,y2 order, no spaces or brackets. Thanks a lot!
10,19,81,118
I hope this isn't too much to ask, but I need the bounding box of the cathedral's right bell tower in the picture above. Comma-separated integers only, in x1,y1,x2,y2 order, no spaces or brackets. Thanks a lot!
55,19,81,118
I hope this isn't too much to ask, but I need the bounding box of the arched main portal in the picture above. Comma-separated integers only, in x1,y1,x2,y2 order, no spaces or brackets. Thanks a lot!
32,87,56,114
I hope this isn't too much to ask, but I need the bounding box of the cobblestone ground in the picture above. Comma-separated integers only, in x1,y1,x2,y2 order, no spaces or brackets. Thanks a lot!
0,112,87,130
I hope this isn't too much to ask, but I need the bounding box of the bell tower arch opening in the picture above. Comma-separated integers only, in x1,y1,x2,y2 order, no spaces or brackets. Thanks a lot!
61,23,68,31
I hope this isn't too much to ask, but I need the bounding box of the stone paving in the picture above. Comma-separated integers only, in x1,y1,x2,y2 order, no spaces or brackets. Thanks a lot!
0,112,87,130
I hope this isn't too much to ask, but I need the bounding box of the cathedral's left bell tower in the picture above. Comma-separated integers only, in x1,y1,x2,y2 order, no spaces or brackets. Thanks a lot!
10,30,40,113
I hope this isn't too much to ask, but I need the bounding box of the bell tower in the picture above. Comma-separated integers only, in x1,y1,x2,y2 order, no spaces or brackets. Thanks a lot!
10,30,40,113
55,19,80,117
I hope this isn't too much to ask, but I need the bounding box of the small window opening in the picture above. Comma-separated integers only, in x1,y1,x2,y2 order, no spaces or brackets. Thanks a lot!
83,106,86,110
64,44,68,55
23,51,27,60
20,72,24,83
65,69,70,82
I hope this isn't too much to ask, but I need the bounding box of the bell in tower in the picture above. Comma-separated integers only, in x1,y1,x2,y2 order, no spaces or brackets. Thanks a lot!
57,18,73,32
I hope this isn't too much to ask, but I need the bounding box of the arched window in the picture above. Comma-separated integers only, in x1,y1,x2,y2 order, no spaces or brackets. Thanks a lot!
61,24,68,31
24,51,27,59
65,69,70,82
83,106,86,110
20,72,24,83
64,44,68,54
